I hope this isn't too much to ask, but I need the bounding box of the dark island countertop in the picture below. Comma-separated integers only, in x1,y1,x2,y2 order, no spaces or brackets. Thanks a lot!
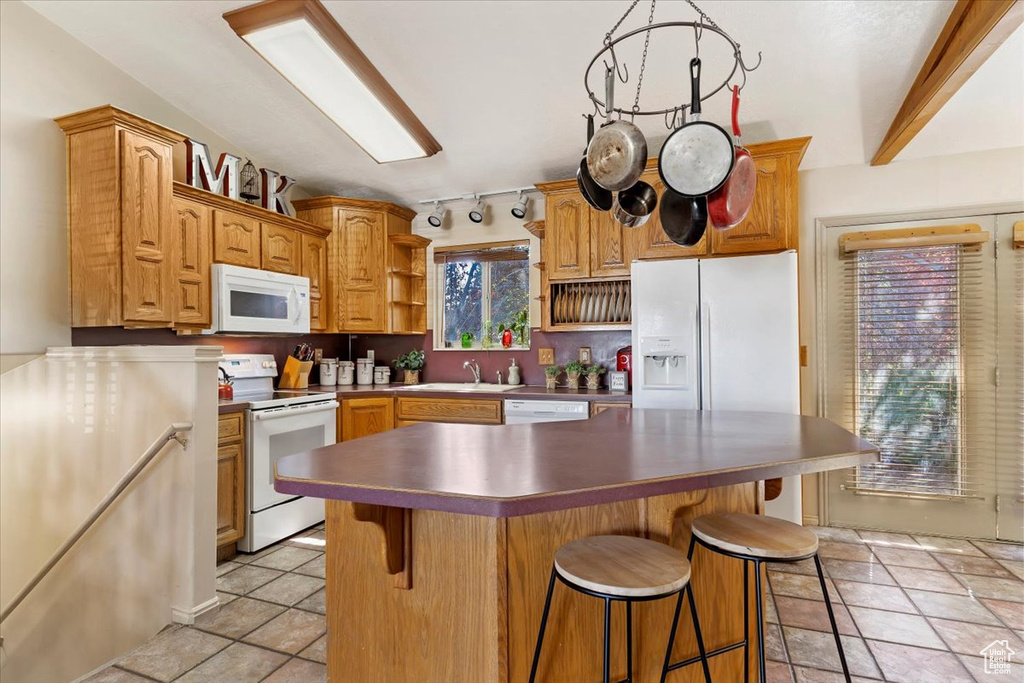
275,408,877,517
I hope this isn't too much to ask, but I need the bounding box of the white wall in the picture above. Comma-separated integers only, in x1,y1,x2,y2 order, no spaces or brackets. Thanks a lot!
413,193,544,339
796,145,1024,522
0,1,258,356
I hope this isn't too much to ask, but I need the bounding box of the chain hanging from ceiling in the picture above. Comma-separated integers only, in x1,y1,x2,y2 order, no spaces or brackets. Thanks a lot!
583,0,762,123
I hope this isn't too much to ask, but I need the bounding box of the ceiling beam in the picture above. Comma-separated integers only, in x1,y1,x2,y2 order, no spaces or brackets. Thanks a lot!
871,0,1023,166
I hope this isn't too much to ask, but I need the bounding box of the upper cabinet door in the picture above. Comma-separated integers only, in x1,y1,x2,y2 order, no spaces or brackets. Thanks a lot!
710,154,790,255
338,209,386,332
590,208,632,278
120,129,173,324
301,234,328,331
171,196,211,328
546,192,591,280
261,223,301,275
634,175,709,260
213,209,260,268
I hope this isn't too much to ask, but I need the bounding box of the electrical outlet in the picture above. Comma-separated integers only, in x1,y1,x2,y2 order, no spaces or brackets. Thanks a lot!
314,348,323,363
538,347,555,365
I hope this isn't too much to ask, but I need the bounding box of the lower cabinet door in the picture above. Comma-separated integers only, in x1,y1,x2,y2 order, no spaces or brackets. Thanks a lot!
341,398,395,441
216,442,245,545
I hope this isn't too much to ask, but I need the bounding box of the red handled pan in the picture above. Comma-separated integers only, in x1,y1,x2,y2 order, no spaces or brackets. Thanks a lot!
708,86,756,230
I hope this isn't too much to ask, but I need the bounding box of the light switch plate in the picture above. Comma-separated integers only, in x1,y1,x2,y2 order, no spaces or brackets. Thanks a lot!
579,347,592,364
314,348,323,363
538,348,555,365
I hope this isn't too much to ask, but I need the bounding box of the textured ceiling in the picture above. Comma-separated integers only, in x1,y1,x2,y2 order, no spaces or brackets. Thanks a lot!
26,0,1022,206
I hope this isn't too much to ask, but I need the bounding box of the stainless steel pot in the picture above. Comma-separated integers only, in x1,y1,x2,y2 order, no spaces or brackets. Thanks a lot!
587,68,648,192
612,180,658,228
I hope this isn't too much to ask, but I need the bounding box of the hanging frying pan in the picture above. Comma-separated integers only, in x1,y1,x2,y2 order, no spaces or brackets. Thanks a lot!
708,86,756,230
587,67,648,192
660,188,707,247
658,58,735,198
577,114,613,211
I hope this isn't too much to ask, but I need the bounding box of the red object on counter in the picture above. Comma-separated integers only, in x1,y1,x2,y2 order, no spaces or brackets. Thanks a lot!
617,346,632,387
501,329,513,348
218,383,234,400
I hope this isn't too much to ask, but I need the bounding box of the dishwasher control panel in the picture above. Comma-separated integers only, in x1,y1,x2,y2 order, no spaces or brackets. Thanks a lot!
504,400,590,424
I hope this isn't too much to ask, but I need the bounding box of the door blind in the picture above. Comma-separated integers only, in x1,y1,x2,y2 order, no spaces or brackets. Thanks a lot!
839,243,996,499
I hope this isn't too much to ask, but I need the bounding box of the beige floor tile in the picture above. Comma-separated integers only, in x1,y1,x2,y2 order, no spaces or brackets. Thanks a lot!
934,552,1016,579
262,657,327,683
299,634,327,664
243,608,327,655
234,543,288,564
216,564,284,595
911,536,986,557
175,642,288,683
193,597,285,640
766,593,779,623
769,572,841,603
791,666,879,683
929,617,1024,655
809,527,864,545
782,627,880,679
999,559,1024,581
981,598,1024,630
887,565,967,595
216,561,243,577
955,573,1024,602
293,554,327,579
972,541,1024,563
834,580,916,614
765,622,787,661
251,547,324,572
296,587,326,615
821,559,895,586
905,589,1001,626
816,542,876,563
866,639,972,683
774,596,858,636
848,606,945,649
286,530,327,551
116,626,230,682
766,659,794,683
217,591,238,606
857,530,920,548
80,667,154,683
768,558,819,576
871,547,942,570
957,654,1024,680
247,573,324,607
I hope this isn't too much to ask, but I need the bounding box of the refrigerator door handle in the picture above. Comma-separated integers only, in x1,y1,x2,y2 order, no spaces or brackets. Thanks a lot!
700,302,711,410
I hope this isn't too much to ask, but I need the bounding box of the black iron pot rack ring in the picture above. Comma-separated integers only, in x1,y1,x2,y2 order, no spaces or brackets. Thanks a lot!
584,20,761,118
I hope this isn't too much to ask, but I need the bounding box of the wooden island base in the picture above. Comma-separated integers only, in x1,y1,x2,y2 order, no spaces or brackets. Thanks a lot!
325,482,763,682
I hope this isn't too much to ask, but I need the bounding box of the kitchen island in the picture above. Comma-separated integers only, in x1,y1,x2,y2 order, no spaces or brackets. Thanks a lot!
276,409,876,682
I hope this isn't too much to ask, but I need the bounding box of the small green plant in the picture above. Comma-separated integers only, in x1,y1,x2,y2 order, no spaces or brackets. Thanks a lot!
482,320,494,349
393,349,425,371
507,307,530,346
544,364,563,377
563,360,585,376
585,364,606,377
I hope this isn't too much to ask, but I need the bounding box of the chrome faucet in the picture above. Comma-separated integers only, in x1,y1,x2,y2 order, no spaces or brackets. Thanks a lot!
463,359,481,385
496,370,503,385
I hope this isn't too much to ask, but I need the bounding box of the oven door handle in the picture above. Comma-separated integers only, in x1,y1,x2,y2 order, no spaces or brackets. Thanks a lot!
251,400,339,421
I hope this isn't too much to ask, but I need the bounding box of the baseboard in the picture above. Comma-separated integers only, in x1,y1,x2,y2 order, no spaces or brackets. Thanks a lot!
171,595,219,625
803,515,820,527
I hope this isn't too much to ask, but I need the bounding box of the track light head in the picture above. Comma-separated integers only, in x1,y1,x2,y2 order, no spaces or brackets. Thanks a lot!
469,198,486,224
427,202,446,228
510,192,530,219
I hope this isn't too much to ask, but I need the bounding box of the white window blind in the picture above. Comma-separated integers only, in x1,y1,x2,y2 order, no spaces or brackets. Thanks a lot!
839,242,996,499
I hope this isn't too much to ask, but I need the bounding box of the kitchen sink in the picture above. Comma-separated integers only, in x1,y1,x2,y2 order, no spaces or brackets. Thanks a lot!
398,382,521,392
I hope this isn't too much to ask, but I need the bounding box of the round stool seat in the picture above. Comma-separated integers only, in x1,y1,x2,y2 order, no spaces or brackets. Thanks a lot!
554,535,691,598
691,513,818,560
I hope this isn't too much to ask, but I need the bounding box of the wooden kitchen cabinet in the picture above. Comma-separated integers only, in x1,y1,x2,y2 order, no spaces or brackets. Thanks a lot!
217,411,246,555
213,209,260,268
631,174,709,260
340,398,395,442
171,196,212,329
590,208,632,277
301,234,328,331
543,189,591,280
590,401,632,417
261,223,301,275
337,209,386,332
395,397,503,425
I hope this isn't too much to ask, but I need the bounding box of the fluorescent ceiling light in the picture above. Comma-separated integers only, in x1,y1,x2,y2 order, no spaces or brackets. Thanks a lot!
224,0,440,164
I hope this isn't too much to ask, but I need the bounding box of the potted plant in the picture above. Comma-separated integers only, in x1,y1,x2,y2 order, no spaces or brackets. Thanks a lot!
482,321,494,349
544,364,562,390
393,349,426,385
460,331,474,349
585,364,606,390
509,307,530,347
563,360,585,389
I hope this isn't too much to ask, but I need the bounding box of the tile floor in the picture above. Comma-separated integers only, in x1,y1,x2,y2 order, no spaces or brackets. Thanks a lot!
85,525,1023,683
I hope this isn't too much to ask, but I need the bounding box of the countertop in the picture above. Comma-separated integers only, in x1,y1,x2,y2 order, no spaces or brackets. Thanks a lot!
218,383,631,414
275,408,878,517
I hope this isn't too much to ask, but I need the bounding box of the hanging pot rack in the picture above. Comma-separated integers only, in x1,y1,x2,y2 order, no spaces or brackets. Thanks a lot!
582,1,762,123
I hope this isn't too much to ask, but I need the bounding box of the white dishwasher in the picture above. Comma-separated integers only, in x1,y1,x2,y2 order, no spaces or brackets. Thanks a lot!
504,400,590,424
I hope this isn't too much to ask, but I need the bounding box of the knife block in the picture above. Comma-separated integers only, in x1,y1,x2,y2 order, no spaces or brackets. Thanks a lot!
279,356,313,389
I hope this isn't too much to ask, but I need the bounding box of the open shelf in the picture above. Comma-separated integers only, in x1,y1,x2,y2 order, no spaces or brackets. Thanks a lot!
549,280,631,328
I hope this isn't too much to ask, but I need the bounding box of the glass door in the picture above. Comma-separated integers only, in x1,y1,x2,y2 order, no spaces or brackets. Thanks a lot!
995,212,1023,541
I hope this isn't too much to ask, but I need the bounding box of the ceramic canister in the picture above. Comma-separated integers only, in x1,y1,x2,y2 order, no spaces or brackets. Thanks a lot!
374,366,390,385
338,361,355,385
319,359,338,386
356,359,374,385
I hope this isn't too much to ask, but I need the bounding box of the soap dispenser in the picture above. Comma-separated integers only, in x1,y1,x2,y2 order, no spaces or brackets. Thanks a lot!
507,358,521,386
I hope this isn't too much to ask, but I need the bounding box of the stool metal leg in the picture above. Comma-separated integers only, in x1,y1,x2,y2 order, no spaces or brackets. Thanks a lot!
603,597,612,683
753,560,766,683
814,554,851,683
625,600,633,682
743,557,750,683
660,590,686,683
529,567,557,683
685,584,713,683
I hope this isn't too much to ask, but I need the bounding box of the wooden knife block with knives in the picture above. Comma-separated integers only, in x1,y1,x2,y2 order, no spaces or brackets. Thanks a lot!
279,345,314,389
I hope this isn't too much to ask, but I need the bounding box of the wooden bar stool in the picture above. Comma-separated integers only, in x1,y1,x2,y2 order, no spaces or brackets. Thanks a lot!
687,513,850,683
529,535,712,683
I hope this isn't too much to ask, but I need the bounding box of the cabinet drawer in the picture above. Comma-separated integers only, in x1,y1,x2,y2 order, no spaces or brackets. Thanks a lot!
218,411,244,443
396,397,503,425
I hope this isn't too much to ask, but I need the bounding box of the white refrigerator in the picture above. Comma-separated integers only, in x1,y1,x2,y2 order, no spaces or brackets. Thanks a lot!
631,251,802,523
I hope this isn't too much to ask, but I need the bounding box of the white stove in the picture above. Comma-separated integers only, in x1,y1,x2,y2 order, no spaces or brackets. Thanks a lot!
220,354,338,552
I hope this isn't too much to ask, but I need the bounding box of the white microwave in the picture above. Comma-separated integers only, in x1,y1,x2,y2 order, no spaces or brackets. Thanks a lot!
205,264,311,334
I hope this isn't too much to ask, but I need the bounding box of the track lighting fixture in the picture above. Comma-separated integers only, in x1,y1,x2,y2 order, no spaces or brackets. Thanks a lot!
510,192,530,219
426,202,446,228
468,198,486,224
